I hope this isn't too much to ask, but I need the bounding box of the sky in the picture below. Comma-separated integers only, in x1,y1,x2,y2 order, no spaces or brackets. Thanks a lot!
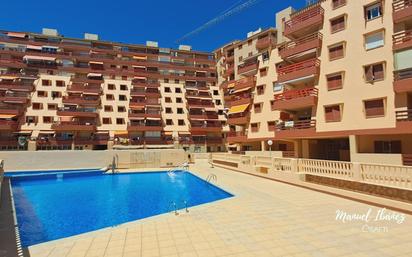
0,0,306,52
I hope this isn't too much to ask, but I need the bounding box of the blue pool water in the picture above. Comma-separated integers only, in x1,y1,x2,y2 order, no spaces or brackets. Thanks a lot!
10,170,232,246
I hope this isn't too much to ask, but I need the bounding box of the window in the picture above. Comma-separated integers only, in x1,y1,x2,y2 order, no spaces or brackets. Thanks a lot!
262,51,269,61
257,85,265,95
165,107,172,114
120,85,128,91
165,97,172,103
213,90,218,96
326,72,344,90
108,84,115,90
273,82,283,92
116,118,125,125
254,103,262,113
364,98,385,118
164,78,169,83
268,121,276,131
119,95,127,101
176,97,182,103
365,2,382,21
238,45,242,50
175,88,182,93
324,105,342,122
365,31,384,50
42,79,51,86
259,68,268,77
43,116,53,123
118,106,126,112
26,116,37,124
56,80,65,87
178,119,185,126
251,123,259,132
32,103,43,110
248,52,253,57
364,62,384,82
248,40,252,46
331,16,345,33
177,108,184,114
47,104,57,110
51,91,61,98
37,91,47,97
215,99,221,105
328,43,345,60
332,0,346,9
174,79,179,84
166,119,173,125
104,105,113,112
165,87,171,93
106,94,115,100
102,118,112,124
239,56,243,62
374,141,401,154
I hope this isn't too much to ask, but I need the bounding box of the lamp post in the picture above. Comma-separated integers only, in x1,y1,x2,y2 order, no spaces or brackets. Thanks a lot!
267,140,273,158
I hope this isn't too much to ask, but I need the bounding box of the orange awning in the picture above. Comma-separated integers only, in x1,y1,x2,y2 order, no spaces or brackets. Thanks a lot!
114,130,128,135
228,104,249,114
233,87,251,94
164,131,173,135
133,56,147,60
89,61,103,65
0,114,16,119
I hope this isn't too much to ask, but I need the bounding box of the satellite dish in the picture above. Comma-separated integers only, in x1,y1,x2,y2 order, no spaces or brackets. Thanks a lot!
18,136,27,146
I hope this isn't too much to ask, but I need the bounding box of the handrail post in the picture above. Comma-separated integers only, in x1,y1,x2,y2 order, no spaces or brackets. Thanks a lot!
291,158,299,173
353,162,361,182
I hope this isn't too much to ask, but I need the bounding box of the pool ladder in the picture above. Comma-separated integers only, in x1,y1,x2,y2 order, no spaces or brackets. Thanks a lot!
170,200,189,215
167,162,189,176
206,174,217,183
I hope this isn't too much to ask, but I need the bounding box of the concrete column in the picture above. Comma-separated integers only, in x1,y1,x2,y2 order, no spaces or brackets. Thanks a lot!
261,140,266,151
302,140,310,159
27,140,36,151
349,135,358,162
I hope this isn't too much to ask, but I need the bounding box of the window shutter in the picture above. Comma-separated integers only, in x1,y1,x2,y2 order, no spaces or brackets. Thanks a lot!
373,63,384,80
365,99,384,117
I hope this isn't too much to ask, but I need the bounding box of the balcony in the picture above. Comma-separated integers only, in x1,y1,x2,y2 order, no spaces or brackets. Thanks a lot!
36,137,73,147
62,96,100,106
74,135,110,145
129,111,162,119
56,107,98,118
144,137,173,145
190,124,222,133
189,112,219,120
130,88,161,98
276,58,320,83
127,122,163,131
230,96,252,107
71,77,103,84
225,65,235,77
237,62,258,75
394,68,412,93
0,82,34,92
0,93,29,104
279,32,323,59
272,88,318,110
284,5,324,37
67,84,102,95
227,113,250,125
187,99,215,108
0,105,23,116
226,55,234,63
393,0,412,23
234,77,256,91
132,81,160,88
275,119,316,139
0,120,19,130
227,131,247,143
393,30,412,51
256,37,274,50
51,122,97,131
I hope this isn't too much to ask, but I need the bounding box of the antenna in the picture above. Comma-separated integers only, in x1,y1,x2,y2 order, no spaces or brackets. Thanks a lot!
175,0,265,43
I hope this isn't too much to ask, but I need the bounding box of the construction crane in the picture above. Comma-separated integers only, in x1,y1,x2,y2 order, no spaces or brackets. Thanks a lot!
175,0,265,43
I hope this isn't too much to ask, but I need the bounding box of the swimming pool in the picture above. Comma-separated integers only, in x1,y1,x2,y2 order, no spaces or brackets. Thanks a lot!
9,170,232,246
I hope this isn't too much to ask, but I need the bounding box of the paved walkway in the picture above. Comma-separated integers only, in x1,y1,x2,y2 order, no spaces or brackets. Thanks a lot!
26,160,412,257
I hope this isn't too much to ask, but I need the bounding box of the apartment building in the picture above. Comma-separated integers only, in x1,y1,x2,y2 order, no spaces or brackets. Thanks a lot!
0,29,225,152
216,0,412,166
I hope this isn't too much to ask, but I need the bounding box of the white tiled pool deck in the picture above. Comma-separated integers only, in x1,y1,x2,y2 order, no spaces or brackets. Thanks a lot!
28,160,412,257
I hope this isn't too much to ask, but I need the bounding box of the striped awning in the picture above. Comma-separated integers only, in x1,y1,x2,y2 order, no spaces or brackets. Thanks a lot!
228,104,249,114
23,55,56,61
233,87,251,94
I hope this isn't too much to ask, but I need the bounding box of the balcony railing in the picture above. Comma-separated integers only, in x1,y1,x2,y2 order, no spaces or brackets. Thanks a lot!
393,0,412,23
274,87,318,101
256,36,274,50
277,58,320,83
227,113,250,125
279,32,323,59
67,84,102,94
284,5,324,36
394,68,412,93
276,119,316,131
396,109,412,121
52,121,97,131
0,82,34,92
393,30,412,51
57,107,98,117
237,62,258,75
234,76,256,91
0,120,19,130
62,96,100,106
